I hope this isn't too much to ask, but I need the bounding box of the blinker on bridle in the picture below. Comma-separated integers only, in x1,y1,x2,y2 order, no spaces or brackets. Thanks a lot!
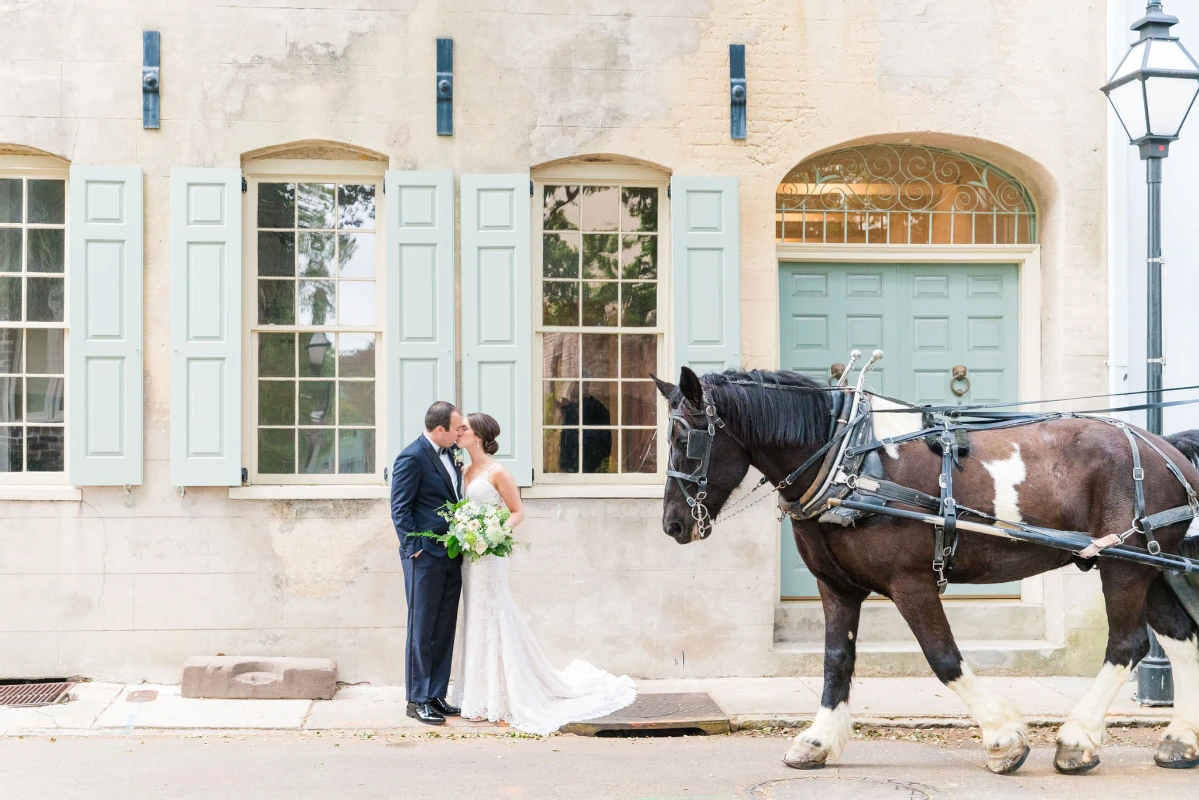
666,388,745,539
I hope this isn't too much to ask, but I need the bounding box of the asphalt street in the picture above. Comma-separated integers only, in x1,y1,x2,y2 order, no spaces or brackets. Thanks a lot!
0,728,1193,800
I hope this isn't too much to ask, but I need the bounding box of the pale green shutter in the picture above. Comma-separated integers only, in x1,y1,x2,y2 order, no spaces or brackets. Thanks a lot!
460,175,532,486
670,176,741,374
169,168,242,486
385,171,455,463
67,167,145,486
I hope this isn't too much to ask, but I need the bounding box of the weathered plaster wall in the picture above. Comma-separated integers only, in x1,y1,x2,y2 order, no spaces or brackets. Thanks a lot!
0,0,1108,683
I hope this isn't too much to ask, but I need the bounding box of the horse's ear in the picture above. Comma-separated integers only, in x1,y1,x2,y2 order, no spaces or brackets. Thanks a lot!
679,367,703,406
651,374,676,399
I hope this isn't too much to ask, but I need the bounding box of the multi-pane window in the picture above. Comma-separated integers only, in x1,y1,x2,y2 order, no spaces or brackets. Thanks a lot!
0,176,66,475
537,183,663,479
252,180,381,481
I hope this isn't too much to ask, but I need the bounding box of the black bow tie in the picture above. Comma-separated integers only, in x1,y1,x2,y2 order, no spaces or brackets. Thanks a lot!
438,447,450,456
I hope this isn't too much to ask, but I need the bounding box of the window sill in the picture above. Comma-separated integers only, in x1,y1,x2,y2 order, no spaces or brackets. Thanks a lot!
229,485,389,500
0,486,82,501
520,484,665,499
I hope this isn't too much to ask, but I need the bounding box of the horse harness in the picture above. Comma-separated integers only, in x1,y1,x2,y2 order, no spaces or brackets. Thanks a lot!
669,381,1199,590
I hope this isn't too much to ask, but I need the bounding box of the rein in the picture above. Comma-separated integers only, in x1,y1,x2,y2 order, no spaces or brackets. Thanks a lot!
667,375,1199,540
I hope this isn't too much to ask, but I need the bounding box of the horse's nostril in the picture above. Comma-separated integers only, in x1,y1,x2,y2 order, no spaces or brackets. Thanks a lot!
666,520,684,538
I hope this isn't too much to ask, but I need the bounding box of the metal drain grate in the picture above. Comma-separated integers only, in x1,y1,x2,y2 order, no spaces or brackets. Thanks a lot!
0,681,75,708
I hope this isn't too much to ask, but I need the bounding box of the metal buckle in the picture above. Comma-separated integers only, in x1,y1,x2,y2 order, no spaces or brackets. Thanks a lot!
938,473,948,489
1133,467,1145,481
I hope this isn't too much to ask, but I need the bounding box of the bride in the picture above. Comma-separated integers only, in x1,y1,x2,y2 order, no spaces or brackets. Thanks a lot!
450,412,637,734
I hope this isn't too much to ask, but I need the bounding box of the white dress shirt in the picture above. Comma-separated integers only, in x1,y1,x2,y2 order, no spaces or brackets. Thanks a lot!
424,432,459,499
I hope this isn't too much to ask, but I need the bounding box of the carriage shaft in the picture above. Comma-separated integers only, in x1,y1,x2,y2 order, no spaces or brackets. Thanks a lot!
827,498,1199,574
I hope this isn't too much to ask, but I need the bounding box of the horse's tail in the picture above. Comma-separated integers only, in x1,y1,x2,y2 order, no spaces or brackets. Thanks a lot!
1165,429,1199,471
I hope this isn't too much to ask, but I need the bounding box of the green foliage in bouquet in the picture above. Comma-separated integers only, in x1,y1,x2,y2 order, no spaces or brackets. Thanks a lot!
408,498,518,562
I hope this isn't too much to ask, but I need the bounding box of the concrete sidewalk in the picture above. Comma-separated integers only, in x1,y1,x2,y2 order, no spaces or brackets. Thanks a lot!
0,676,1172,737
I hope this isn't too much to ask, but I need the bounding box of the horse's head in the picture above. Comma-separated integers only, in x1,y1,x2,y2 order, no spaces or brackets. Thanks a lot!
654,367,753,544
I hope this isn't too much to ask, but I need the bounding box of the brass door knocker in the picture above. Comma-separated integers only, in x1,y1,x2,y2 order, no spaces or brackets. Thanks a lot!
950,365,970,397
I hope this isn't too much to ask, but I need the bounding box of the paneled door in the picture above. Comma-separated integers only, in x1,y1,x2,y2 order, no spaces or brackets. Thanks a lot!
777,262,1020,598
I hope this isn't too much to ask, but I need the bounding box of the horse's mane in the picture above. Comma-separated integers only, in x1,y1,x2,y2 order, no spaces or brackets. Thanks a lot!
693,370,832,450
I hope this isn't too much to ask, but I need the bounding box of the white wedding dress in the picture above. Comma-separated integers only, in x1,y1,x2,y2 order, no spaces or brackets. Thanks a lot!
450,465,637,735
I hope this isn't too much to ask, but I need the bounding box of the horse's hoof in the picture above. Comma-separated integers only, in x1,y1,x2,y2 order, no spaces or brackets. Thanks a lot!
1154,736,1199,769
783,739,829,770
987,744,1030,775
1054,744,1100,775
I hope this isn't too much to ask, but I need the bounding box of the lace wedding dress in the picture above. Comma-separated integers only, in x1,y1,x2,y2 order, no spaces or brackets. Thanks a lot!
450,465,636,735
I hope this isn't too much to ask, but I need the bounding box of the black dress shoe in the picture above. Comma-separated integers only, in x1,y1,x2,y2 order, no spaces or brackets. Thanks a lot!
406,701,446,725
429,698,460,716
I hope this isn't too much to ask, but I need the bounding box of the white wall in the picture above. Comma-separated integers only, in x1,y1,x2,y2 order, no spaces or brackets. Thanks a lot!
1109,0,1199,432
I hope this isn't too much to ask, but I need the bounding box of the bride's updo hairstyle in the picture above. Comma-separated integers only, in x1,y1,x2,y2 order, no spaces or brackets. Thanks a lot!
467,413,502,456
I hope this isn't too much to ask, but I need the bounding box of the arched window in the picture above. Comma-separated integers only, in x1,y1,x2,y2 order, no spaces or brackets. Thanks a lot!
776,144,1036,245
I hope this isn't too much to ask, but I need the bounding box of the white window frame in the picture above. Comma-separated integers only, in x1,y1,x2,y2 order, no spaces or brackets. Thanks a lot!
0,155,71,486
530,164,671,488
241,159,387,486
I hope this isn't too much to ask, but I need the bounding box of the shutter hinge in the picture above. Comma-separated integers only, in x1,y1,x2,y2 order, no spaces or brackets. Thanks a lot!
241,467,248,484
241,177,247,193
384,466,390,482
530,180,534,198
381,181,385,194
666,185,671,199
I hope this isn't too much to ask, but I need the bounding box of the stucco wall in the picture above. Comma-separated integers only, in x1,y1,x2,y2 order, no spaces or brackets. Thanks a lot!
0,0,1109,683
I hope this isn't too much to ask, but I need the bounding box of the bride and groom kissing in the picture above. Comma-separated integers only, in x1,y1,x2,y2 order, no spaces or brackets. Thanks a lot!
391,401,637,734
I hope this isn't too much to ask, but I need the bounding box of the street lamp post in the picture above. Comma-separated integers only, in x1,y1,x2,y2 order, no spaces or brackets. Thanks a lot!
1102,0,1199,706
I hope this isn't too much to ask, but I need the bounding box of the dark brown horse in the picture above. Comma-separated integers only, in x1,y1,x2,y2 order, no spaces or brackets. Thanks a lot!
655,366,1199,775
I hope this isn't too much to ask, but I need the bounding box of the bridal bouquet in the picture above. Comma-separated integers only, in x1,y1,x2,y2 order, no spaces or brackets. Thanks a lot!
408,499,518,562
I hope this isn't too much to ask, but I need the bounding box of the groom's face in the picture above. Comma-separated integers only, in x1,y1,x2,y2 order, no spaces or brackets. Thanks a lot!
430,410,465,449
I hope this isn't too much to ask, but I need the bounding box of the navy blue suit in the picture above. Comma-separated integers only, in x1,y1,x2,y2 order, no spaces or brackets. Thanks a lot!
391,434,463,704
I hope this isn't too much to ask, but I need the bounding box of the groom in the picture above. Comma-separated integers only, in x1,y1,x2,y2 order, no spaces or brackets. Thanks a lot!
391,400,466,725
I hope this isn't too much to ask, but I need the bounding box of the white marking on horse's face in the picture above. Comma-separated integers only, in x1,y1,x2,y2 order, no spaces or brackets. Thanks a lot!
947,663,1026,752
1057,661,1131,750
981,444,1027,524
1158,634,1199,749
868,396,922,460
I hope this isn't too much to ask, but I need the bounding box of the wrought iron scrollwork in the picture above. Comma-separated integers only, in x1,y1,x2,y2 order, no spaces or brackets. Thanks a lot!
776,144,1036,245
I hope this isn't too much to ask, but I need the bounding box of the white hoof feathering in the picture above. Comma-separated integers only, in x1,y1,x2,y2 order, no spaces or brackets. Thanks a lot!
947,663,1027,752
1158,634,1199,748
1057,661,1131,750
787,703,852,764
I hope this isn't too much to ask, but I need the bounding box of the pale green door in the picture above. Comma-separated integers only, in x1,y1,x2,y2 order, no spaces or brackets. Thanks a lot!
778,263,1020,598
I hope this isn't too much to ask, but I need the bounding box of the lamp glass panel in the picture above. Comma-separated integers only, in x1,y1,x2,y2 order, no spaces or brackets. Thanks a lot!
1112,40,1148,82
1145,75,1199,136
1145,38,1199,72
1109,79,1149,140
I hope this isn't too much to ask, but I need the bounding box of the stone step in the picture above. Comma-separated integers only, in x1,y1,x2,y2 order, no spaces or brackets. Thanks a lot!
774,639,1065,678
774,600,1047,645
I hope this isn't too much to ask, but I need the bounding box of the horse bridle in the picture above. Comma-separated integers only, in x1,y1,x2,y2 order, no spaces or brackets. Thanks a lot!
666,389,746,539
666,382,855,538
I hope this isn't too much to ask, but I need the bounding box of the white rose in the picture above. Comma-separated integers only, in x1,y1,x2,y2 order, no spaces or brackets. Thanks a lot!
467,519,481,531
473,538,488,555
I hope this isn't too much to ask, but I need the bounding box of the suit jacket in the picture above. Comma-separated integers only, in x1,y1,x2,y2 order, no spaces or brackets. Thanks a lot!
391,435,463,559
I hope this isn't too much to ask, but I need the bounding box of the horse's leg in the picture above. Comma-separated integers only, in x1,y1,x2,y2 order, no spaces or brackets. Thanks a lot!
1146,574,1199,769
890,583,1029,775
783,580,866,769
1054,564,1151,774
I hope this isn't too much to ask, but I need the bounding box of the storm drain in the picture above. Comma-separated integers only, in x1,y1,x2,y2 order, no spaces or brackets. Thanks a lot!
0,679,75,708
559,692,730,737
